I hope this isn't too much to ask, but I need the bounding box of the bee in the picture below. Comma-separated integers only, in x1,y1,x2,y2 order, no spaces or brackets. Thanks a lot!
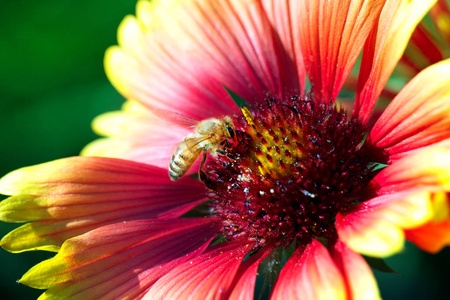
158,111,235,181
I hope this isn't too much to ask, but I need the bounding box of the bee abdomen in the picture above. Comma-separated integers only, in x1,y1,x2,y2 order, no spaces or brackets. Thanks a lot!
169,148,201,181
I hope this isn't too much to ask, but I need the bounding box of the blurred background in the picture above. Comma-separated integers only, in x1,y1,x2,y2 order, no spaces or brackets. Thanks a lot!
0,1,448,299
0,1,136,298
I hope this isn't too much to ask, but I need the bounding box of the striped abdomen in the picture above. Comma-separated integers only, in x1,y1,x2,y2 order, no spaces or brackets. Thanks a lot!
168,140,203,181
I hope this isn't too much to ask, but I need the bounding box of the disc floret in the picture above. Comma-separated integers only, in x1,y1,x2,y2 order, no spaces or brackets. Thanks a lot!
204,97,378,248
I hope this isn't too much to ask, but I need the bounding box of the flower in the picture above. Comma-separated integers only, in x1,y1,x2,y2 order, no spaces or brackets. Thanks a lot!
1,0,450,299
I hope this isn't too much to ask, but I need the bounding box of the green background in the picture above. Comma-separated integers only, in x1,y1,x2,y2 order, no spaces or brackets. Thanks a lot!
0,1,448,299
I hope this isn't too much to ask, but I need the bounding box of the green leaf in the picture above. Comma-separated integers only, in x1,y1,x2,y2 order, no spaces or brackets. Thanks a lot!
368,162,389,172
363,255,400,274
223,86,248,108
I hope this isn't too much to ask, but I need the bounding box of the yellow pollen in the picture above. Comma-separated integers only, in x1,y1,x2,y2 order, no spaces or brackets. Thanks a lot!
241,106,255,126
241,107,306,179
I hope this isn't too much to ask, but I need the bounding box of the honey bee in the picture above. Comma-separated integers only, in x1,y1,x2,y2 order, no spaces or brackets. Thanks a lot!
162,113,235,181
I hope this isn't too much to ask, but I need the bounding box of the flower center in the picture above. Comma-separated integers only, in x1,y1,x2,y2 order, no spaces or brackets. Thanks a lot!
203,96,378,248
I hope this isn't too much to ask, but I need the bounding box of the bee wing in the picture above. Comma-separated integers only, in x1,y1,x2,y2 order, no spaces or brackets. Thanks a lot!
151,108,199,128
181,135,213,153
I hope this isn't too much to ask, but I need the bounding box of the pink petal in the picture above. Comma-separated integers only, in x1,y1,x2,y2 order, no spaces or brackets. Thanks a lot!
297,0,384,102
82,100,194,169
367,59,450,161
107,0,303,120
271,239,346,300
20,218,220,299
106,15,236,120
145,241,253,300
0,157,207,252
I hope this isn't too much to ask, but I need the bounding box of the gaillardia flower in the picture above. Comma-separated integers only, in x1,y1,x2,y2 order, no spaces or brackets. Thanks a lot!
1,0,450,299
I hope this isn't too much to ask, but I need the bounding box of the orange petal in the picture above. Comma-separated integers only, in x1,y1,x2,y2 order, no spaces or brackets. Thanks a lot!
368,59,450,161
0,157,206,252
20,218,220,299
330,240,381,300
353,0,437,124
336,190,433,257
405,191,450,253
298,0,384,102
145,241,253,299
271,239,346,300
405,220,450,253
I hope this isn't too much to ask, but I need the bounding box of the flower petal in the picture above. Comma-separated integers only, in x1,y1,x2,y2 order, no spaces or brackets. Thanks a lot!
297,0,384,102
106,13,236,120
336,190,433,257
262,0,306,93
405,191,450,253
367,59,450,161
228,246,272,300
145,241,253,300
361,148,450,254
405,220,450,253
373,147,450,195
271,239,346,300
330,240,381,300
401,24,445,76
82,100,193,169
430,0,450,45
107,0,302,120
19,218,220,299
353,0,437,124
0,157,206,252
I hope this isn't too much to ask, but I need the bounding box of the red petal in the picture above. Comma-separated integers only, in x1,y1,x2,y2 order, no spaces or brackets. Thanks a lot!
20,218,220,299
262,0,307,93
353,0,436,124
298,0,384,102
145,241,253,299
271,239,346,300
367,59,450,161
228,246,272,300
330,240,381,300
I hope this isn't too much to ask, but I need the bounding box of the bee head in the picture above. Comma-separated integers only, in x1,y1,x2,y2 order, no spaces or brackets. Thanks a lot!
222,116,235,139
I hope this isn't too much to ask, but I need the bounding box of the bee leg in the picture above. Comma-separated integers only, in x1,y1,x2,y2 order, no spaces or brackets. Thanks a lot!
220,139,233,149
227,154,236,160
215,149,227,155
198,151,207,181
